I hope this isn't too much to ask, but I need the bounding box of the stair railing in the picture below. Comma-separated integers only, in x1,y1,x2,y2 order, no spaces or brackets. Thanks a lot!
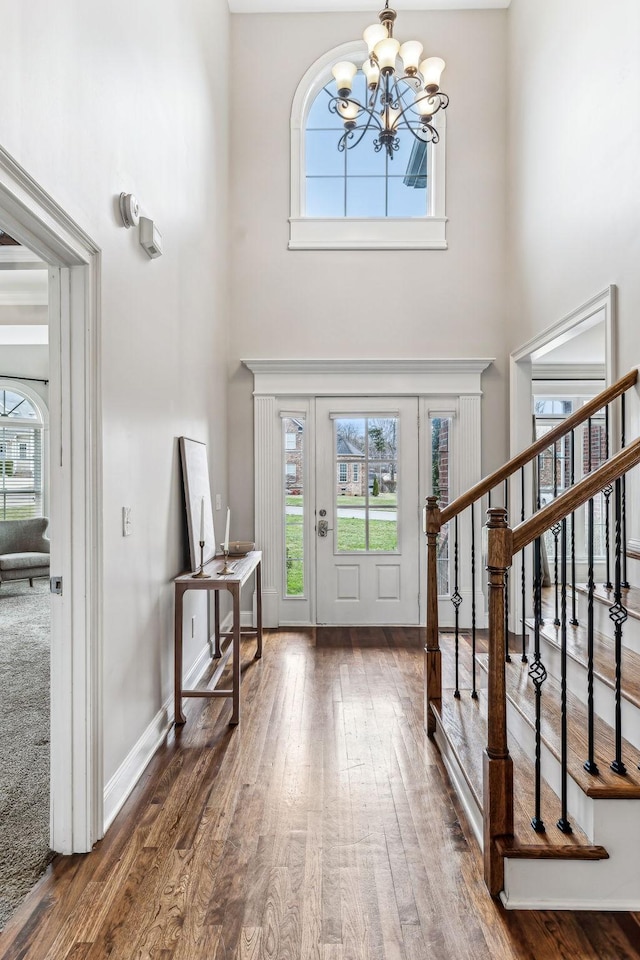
424,367,638,736
424,367,640,896
484,439,640,892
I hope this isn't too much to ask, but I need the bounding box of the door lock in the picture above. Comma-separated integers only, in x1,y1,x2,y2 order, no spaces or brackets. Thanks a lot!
317,519,330,537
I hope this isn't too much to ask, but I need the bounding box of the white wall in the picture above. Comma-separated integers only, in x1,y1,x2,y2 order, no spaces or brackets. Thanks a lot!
0,306,49,383
228,10,510,542
0,0,230,789
507,0,640,548
508,0,640,365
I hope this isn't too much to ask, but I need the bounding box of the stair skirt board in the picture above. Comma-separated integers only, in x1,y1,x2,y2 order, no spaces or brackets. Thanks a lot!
433,710,484,850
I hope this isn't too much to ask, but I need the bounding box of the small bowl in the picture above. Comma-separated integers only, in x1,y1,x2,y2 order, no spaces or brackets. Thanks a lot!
223,540,255,557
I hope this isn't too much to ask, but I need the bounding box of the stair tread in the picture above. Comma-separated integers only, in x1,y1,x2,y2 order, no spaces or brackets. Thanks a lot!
433,692,607,858
575,582,640,621
477,654,640,798
524,615,640,710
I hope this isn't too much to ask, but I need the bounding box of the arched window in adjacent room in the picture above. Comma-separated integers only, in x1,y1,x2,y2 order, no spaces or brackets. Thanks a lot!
0,382,47,520
290,41,447,251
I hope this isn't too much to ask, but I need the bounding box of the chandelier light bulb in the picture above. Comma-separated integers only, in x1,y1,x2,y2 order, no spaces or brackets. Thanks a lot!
374,37,400,74
363,23,388,56
399,41,424,76
415,93,435,118
420,56,446,93
337,99,360,125
363,59,380,89
385,106,401,132
332,60,357,96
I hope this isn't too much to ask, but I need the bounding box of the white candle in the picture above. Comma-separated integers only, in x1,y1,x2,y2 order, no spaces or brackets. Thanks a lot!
224,507,230,552
199,497,204,542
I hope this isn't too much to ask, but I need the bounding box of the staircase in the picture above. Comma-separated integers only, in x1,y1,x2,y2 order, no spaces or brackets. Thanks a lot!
425,368,640,909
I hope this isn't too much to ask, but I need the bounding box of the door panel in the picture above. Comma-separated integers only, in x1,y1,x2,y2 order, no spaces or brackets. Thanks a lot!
315,397,419,625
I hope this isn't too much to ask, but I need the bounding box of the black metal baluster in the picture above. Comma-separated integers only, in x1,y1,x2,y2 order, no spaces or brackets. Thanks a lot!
504,478,511,663
452,514,462,699
557,517,572,834
603,405,613,590
471,502,478,700
530,536,546,833
621,393,629,589
610,478,628,775
552,441,561,626
536,453,544,626
521,466,527,663
570,429,578,625
584,492,599,775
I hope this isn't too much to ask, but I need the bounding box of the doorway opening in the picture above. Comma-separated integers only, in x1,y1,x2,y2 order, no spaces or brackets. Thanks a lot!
0,147,102,910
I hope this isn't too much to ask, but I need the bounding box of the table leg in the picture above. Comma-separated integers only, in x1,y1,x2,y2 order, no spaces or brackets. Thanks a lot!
255,560,263,660
230,585,241,726
174,584,186,725
214,591,221,658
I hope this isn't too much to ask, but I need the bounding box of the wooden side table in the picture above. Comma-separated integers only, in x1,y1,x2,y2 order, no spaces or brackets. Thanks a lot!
173,550,262,726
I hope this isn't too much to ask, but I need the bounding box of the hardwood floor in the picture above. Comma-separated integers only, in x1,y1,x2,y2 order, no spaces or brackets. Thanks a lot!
2,627,640,959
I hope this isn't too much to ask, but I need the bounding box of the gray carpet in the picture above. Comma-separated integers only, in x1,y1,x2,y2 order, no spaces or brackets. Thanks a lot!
0,579,52,930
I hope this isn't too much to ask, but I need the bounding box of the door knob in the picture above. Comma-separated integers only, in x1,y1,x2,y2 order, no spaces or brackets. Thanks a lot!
318,519,330,537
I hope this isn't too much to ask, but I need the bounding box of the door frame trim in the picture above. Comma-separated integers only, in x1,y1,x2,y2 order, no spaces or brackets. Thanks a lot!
0,146,103,853
244,358,493,627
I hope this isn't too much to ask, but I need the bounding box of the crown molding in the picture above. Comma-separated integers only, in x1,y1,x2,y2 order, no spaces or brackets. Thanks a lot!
230,1,510,11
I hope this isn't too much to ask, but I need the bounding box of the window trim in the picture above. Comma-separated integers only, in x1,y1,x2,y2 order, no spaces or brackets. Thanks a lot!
290,40,447,251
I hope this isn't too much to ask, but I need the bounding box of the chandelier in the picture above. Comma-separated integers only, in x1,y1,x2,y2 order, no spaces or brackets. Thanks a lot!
329,1,448,160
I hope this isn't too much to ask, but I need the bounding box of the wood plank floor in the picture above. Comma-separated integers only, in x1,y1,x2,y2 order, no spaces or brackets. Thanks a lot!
2,627,640,959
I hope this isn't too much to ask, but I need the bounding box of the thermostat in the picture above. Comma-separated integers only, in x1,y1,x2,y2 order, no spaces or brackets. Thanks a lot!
139,217,163,259
119,192,140,228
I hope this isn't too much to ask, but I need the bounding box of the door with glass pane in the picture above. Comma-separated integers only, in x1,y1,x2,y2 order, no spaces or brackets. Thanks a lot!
315,398,420,625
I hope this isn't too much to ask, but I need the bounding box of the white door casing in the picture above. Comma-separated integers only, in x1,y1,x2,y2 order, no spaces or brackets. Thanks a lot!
244,358,492,629
315,397,420,625
0,146,102,853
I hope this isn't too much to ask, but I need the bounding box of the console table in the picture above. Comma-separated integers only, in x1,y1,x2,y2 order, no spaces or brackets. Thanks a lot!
173,550,262,727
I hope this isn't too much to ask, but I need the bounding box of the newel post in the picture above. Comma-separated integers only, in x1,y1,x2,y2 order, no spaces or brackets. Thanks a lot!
483,507,514,896
424,496,442,736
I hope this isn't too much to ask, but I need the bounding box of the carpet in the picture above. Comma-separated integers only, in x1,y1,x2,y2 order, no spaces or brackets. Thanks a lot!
0,579,52,930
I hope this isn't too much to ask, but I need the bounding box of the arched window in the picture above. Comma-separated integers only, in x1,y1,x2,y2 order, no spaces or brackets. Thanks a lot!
0,382,47,520
290,41,447,251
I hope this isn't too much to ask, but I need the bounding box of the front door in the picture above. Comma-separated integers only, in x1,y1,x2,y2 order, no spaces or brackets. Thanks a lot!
315,397,420,625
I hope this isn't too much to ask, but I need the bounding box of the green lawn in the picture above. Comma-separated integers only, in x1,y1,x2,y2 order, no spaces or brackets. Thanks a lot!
284,513,397,595
285,493,397,508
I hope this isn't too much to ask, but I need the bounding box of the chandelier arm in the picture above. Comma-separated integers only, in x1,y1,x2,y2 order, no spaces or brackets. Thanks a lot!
337,114,385,152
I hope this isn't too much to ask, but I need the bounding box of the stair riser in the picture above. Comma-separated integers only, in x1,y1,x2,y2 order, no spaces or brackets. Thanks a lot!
502,798,640,910
505,698,596,839
538,633,640,752
575,593,640,653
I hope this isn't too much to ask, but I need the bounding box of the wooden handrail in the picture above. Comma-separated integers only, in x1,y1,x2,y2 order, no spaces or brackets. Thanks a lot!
512,437,640,554
440,368,639,526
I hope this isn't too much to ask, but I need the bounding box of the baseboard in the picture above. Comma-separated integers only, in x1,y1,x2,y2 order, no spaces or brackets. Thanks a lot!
627,538,640,561
500,892,640,911
103,639,213,831
220,610,254,632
